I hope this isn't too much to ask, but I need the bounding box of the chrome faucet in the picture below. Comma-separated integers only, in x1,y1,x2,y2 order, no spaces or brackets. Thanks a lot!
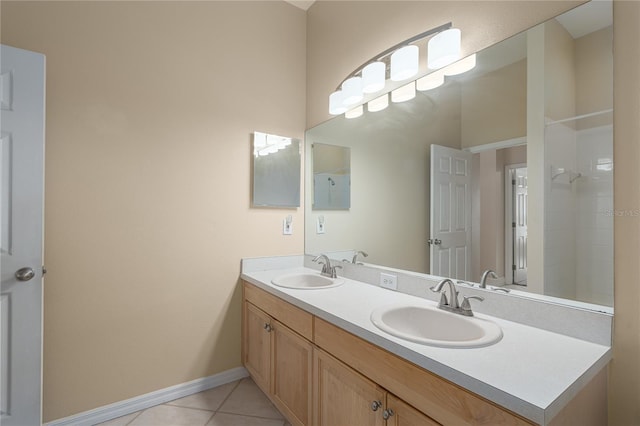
313,254,341,279
430,278,484,316
351,250,368,264
430,279,460,310
480,269,498,288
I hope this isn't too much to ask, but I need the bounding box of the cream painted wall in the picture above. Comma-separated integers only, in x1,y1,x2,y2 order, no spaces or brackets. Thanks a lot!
461,60,527,149
1,1,306,422
610,3,640,424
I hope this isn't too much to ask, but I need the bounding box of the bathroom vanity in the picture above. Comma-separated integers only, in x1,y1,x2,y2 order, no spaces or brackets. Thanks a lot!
240,256,611,426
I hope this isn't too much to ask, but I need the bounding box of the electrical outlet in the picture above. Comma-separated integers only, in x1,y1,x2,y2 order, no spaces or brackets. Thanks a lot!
380,273,398,290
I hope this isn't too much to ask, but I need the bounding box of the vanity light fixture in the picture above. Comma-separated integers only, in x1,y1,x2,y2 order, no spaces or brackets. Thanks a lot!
328,22,462,116
391,82,416,103
345,105,364,119
443,53,477,76
417,70,445,91
367,94,389,112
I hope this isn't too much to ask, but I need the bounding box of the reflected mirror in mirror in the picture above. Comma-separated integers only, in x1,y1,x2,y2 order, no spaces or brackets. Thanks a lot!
305,1,613,308
252,131,301,208
312,143,351,210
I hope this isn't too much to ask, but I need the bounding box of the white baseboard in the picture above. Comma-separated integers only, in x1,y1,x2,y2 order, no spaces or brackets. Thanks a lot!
46,367,249,426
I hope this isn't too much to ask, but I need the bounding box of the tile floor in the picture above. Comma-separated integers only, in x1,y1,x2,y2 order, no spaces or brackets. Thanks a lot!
95,377,290,426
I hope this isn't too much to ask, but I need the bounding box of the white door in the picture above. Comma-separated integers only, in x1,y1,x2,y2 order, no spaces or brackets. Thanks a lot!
1,44,46,426
512,167,528,284
429,145,472,280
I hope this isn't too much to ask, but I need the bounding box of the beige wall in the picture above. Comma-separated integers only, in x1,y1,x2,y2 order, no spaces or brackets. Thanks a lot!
461,59,527,149
544,18,577,122
611,2,640,424
575,25,613,130
1,1,306,422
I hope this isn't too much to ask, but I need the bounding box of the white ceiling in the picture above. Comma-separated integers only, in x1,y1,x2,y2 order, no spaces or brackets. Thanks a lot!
555,0,612,39
284,0,315,11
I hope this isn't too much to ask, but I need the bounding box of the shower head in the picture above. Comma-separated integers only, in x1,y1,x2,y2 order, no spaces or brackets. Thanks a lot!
328,177,336,186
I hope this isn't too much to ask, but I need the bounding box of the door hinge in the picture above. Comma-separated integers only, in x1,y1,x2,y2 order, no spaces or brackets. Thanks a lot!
512,264,517,271
512,222,516,228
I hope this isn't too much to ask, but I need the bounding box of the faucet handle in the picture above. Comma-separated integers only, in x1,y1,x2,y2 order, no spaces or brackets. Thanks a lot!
461,295,484,316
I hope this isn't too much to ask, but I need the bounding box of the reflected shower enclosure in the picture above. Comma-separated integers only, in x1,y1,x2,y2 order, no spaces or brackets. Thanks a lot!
312,143,351,210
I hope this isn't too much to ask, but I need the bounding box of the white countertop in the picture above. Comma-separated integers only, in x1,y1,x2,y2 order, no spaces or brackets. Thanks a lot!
241,266,611,425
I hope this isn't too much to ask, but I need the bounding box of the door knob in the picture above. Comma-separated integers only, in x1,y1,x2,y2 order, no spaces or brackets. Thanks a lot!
15,267,35,282
433,239,442,245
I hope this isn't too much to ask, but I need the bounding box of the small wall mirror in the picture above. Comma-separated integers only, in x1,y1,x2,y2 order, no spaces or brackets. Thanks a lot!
252,132,301,208
312,143,351,210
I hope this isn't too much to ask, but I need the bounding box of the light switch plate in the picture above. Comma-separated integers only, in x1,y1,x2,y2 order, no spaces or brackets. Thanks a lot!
380,273,398,290
316,216,325,234
283,218,293,235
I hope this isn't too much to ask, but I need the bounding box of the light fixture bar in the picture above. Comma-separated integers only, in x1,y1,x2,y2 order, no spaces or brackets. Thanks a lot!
333,22,453,91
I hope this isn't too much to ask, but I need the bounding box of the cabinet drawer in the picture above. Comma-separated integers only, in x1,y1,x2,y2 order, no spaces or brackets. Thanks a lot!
314,317,533,426
243,281,313,341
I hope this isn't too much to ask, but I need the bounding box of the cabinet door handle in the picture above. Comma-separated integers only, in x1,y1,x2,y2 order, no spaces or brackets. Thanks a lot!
383,408,395,420
371,400,382,411
264,323,272,332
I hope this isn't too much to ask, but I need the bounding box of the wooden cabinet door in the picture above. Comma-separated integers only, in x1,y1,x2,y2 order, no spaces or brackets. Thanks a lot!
243,302,272,393
271,320,313,426
385,393,441,426
314,349,385,426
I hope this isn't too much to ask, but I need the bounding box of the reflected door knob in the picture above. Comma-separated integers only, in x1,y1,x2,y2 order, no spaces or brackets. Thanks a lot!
15,267,35,282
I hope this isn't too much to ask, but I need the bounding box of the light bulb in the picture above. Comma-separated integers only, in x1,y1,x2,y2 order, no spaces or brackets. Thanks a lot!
362,61,386,93
391,82,416,103
345,105,363,119
368,94,389,112
417,70,445,91
428,28,461,69
341,76,363,107
443,54,477,76
329,90,347,115
391,45,419,81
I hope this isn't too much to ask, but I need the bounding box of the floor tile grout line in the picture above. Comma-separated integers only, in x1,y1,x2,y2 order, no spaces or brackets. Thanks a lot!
216,409,286,422
161,378,243,413
212,378,244,412
122,409,143,426
202,411,216,426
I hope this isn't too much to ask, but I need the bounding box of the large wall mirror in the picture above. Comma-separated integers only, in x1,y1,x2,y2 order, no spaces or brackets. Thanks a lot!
305,1,613,309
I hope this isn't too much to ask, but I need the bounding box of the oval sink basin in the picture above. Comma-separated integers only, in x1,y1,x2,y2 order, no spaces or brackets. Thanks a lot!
271,273,344,290
370,304,502,348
